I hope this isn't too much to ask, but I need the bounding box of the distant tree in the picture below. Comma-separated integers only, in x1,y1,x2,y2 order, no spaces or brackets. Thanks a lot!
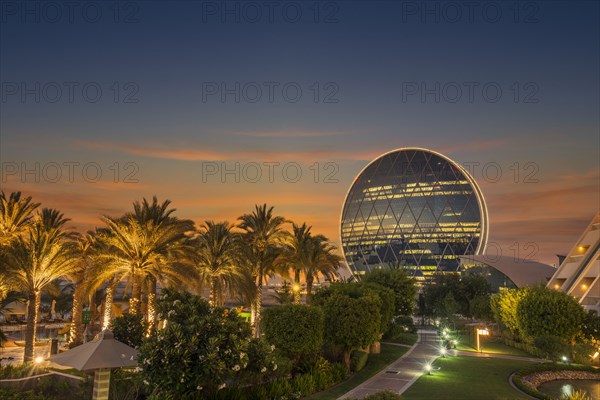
442,292,460,319
363,269,417,316
321,292,380,371
470,294,493,321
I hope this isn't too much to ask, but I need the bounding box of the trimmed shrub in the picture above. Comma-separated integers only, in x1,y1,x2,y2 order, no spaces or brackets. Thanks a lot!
262,304,324,361
351,351,369,372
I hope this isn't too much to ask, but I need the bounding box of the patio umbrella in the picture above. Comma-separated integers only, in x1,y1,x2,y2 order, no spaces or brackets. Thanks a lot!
47,329,138,400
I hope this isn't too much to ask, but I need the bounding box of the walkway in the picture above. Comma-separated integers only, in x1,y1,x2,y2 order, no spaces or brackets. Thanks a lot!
338,330,440,399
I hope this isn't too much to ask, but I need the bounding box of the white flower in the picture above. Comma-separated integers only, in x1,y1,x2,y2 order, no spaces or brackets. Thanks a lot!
197,386,203,391
219,383,226,390
180,378,184,383
167,310,176,317
261,367,267,373
271,345,275,351
232,364,240,371
143,380,149,386
273,364,277,371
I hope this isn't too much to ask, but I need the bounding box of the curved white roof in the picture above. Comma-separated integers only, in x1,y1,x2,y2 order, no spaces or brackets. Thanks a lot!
460,255,556,288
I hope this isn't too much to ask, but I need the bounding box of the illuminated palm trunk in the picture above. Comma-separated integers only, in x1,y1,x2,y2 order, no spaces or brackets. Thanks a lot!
69,279,84,346
102,285,114,330
24,290,40,363
209,276,218,307
294,269,301,304
146,277,157,335
129,274,142,315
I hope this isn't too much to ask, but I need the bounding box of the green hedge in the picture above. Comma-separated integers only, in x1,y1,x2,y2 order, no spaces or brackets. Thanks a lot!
503,338,545,358
351,351,369,372
512,362,600,400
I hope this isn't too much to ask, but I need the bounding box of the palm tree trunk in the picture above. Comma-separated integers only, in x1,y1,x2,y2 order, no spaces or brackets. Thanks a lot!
129,274,142,315
253,269,263,338
209,277,217,307
306,273,314,304
146,277,157,336
24,290,40,363
69,277,84,346
102,285,114,330
294,269,301,304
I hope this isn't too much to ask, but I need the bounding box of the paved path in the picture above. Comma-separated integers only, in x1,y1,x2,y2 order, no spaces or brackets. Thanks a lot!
338,330,440,399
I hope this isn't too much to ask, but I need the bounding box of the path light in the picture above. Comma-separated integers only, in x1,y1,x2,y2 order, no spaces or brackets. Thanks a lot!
34,356,44,364
425,363,432,375
440,348,447,358
562,355,568,363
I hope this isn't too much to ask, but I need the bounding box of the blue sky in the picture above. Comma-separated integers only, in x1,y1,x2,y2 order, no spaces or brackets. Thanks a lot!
1,0,598,265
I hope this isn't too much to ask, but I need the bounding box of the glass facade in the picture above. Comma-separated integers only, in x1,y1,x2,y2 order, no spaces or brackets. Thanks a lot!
341,148,488,279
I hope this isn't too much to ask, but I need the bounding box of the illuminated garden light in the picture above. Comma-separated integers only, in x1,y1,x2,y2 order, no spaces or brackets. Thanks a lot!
440,348,447,357
425,363,432,375
34,356,44,364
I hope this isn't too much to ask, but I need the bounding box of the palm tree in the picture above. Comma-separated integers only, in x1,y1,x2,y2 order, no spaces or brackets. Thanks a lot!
282,223,342,304
2,208,78,362
191,221,241,306
283,223,313,303
88,197,194,332
67,234,94,346
0,192,39,247
302,235,342,303
237,204,287,337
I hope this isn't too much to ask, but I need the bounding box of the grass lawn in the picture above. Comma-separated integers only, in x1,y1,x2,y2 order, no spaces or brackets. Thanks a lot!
384,332,418,346
306,344,409,400
455,332,531,357
400,356,537,400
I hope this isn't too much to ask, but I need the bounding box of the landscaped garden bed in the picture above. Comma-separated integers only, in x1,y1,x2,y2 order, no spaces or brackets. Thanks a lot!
512,363,600,400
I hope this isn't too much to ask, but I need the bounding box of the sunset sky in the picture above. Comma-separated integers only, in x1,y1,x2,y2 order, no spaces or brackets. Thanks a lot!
1,0,598,266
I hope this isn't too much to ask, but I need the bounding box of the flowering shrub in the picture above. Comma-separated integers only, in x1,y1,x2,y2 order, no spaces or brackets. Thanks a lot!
139,288,274,398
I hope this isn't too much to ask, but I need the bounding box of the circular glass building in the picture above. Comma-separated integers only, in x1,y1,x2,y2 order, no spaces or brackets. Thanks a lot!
341,148,488,280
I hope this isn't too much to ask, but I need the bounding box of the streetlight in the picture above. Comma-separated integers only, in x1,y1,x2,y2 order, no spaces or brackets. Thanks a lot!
476,328,489,352
425,363,432,375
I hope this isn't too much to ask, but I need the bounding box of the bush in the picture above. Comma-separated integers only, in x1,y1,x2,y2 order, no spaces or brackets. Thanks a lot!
517,286,586,341
111,314,147,349
351,351,369,372
361,391,403,400
139,288,274,398
262,304,324,361
534,335,567,361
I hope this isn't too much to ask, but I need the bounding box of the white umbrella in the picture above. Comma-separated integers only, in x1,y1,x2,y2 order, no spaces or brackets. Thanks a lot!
47,330,138,400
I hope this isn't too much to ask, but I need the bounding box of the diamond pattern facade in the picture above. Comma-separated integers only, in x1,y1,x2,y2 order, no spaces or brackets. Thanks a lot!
341,148,488,279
